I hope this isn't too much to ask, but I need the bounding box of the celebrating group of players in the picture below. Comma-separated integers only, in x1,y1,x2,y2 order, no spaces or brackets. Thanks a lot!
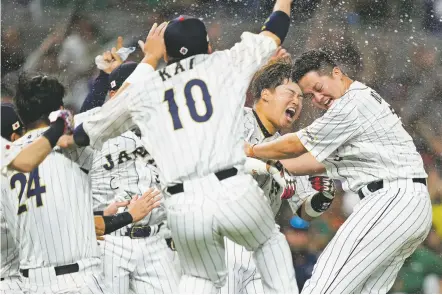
1,0,433,294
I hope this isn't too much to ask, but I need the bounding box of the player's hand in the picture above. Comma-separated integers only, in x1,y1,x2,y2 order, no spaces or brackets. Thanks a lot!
48,110,74,134
309,175,335,199
244,142,255,158
56,134,75,149
128,188,162,223
103,200,130,216
140,22,167,62
270,46,290,62
94,216,105,240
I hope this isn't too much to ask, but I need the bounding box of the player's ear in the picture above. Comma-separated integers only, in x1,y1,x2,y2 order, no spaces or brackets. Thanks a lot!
332,67,343,80
109,90,117,98
207,44,213,54
10,132,21,142
163,52,169,63
261,89,271,102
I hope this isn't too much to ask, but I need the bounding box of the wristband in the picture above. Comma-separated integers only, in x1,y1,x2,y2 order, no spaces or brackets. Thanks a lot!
103,212,133,235
73,123,90,147
304,192,334,218
42,119,64,148
261,11,291,44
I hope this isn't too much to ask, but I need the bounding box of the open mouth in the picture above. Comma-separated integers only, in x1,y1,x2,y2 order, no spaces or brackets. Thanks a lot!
324,98,332,107
285,107,296,120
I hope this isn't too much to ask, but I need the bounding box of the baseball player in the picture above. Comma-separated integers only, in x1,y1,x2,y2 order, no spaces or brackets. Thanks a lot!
222,57,336,294
63,0,299,293
73,60,180,294
1,106,70,174
3,73,107,294
247,49,432,293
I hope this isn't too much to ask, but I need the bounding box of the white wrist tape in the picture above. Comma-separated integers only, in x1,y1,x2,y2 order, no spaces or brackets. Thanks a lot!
126,63,154,84
244,157,269,176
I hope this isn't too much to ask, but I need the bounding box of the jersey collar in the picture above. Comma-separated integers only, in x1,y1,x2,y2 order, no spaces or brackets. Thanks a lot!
252,109,274,138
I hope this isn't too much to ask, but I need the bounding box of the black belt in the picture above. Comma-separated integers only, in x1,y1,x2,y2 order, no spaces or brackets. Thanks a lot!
167,167,238,195
20,263,79,278
358,178,427,200
125,222,164,239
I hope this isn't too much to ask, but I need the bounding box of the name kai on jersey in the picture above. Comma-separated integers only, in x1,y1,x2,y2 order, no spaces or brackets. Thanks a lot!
158,58,196,82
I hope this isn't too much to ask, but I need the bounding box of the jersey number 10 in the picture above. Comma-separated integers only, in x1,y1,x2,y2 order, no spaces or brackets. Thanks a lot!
164,79,213,130
10,167,45,215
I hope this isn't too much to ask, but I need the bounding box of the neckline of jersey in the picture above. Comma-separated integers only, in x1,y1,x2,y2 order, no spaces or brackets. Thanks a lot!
252,109,274,138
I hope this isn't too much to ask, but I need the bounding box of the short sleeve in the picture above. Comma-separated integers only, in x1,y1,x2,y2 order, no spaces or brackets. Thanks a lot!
287,175,316,213
227,32,277,81
1,138,21,174
296,100,361,162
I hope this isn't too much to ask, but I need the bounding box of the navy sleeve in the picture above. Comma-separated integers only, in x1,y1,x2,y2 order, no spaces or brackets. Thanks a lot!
80,71,110,113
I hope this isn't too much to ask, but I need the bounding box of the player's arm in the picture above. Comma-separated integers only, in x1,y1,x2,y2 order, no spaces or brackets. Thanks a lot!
259,0,293,46
6,112,73,173
94,188,161,237
281,153,326,176
247,101,362,162
287,175,335,222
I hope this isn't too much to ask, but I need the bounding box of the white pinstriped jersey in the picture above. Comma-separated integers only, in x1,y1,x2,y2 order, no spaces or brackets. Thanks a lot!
80,33,277,186
243,107,316,215
1,177,19,279
2,128,100,269
1,138,21,175
74,108,166,226
297,81,427,192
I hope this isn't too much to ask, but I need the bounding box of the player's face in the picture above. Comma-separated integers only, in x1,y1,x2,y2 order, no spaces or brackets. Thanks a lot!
266,79,303,129
297,68,343,110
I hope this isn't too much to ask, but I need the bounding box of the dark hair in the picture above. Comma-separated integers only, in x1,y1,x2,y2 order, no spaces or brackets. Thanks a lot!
250,58,293,102
291,50,337,82
14,73,65,127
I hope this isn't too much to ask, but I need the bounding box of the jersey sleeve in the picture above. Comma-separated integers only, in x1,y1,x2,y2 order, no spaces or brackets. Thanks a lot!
81,83,143,150
287,175,316,213
296,100,361,162
227,32,277,81
1,138,21,174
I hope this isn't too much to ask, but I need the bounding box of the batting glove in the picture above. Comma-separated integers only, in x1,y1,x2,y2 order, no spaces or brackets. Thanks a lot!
48,110,74,134
272,167,296,200
309,175,335,199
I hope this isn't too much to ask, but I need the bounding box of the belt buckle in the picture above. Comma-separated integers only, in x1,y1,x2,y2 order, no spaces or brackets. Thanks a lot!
128,225,151,239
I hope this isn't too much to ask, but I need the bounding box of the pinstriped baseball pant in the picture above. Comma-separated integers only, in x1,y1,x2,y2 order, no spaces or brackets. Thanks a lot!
0,276,23,294
99,234,180,294
302,179,432,294
166,173,298,294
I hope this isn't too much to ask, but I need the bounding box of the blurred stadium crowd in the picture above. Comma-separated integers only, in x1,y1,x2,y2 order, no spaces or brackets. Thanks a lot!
2,0,441,293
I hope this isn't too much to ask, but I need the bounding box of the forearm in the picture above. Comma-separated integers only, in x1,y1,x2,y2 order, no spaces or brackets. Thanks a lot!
102,212,133,235
9,137,52,172
80,71,109,113
252,133,307,160
281,153,326,176
273,0,291,16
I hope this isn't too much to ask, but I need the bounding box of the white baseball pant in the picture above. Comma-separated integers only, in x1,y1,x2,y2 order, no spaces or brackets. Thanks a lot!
99,233,180,293
166,173,298,294
0,276,23,294
302,179,432,294
22,258,108,294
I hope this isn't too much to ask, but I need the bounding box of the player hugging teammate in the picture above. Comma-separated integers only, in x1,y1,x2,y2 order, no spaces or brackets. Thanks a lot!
1,0,433,293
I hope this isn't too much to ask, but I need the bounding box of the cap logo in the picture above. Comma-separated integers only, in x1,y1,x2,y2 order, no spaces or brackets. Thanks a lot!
178,16,185,22
179,47,188,55
111,80,116,88
12,121,20,130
